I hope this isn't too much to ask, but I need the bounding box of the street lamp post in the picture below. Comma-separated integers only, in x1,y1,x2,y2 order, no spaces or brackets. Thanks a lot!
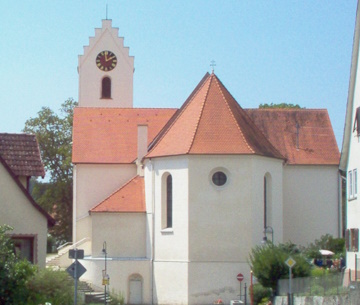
262,226,274,244
102,241,107,305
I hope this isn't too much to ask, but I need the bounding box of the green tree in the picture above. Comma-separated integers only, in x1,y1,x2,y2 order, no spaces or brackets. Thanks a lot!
259,103,302,109
302,234,345,259
0,225,36,305
249,243,311,292
23,98,78,245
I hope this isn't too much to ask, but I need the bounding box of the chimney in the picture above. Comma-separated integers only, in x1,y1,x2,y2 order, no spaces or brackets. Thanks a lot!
137,125,148,176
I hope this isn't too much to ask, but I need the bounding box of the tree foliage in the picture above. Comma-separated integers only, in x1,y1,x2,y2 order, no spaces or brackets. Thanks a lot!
249,243,311,291
27,268,74,305
24,98,78,245
302,234,345,259
259,103,302,109
0,225,36,305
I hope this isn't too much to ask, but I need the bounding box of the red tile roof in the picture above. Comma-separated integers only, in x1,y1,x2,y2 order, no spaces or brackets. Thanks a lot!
147,73,284,159
0,133,45,177
245,108,340,165
90,175,145,213
72,108,177,164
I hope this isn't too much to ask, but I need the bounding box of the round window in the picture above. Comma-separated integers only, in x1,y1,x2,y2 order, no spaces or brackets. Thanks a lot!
212,171,227,186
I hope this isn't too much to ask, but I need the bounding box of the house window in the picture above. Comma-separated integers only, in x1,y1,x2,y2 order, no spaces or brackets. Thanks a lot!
161,173,173,229
12,236,35,263
212,171,227,186
348,169,358,199
349,170,353,198
101,77,111,99
346,228,359,252
166,175,173,228
264,173,272,229
353,107,360,137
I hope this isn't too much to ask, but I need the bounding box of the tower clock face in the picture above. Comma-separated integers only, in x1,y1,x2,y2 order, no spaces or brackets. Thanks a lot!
96,50,117,71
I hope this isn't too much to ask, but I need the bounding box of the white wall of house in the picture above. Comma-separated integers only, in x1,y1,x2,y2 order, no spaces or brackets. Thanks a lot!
345,36,360,271
0,163,48,268
91,213,147,258
283,165,339,246
144,154,283,305
80,259,151,304
73,163,136,244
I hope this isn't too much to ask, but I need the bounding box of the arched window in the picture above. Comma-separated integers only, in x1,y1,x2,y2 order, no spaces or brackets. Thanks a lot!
166,175,173,228
101,77,111,99
264,173,272,228
162,173,173,229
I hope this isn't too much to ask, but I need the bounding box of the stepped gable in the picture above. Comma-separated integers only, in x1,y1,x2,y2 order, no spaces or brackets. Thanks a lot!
72,108,177,164
0,133,45,177
90,176,145,213
147,73,284,159
246,108,340,165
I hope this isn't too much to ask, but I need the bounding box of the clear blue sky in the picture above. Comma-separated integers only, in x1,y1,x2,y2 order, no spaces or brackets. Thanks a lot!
0,1,357,147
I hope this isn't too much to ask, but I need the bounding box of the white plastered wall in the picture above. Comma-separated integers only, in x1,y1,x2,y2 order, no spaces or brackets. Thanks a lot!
346,37,360,271
283,165,339,246
187,155,283,305
91,213,147,258
0,163,48,268
146,154,283,305
73,163,137,249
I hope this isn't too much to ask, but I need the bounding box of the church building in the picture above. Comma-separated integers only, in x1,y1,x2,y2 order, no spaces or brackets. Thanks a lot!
72,20,340,305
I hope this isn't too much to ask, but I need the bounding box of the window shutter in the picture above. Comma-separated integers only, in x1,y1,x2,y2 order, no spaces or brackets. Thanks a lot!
345,229,349,251
355,228,359,252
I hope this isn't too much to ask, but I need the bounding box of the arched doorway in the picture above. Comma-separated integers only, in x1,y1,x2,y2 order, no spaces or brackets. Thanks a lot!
128,274,143,304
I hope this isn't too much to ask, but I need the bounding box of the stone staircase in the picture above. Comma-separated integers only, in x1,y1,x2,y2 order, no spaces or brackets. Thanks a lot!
46,238,90,269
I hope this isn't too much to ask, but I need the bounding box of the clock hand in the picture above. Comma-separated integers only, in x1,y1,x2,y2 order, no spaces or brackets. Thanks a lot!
106,56,116,62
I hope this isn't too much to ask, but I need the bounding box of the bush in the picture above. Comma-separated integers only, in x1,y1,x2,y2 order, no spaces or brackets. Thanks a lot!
27,268,74,305
252,283,272,305
0,225,37,305
249,243,311,291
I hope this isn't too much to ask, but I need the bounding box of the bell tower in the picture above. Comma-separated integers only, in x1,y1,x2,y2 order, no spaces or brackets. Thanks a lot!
78,20,134,108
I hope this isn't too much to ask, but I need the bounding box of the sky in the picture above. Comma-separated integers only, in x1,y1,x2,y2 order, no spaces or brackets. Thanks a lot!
0,1,358,148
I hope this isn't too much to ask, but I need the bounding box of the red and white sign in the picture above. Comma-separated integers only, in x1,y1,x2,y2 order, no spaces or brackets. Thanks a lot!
237,273,244,282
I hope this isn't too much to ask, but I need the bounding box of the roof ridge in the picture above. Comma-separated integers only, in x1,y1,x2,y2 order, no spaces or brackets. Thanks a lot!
214,75,255,154
147,73,211,155
187,75,212,153
90,175,140,211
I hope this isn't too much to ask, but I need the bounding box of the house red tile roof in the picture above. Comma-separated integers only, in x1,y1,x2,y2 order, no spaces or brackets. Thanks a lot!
72,108,177,164
90,175,145,213
245,108,340,165
0,133,45,177
147,73,284,159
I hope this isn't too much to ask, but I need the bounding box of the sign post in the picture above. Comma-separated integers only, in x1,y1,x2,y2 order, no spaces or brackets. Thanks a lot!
66,249,86,305
237,273,244,301
285,257,296,305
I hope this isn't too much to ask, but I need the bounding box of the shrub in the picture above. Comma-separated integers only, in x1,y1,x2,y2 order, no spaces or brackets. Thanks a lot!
252,283,272,305
27,268,74,305
0,225,37,305
249,243,311,291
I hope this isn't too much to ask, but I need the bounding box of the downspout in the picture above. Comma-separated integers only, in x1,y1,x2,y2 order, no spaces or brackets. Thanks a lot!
150,159,155,305
73,164,77,243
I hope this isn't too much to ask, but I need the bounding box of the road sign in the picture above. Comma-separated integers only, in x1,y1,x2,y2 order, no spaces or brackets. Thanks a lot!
285,257,296,268
237,273,244,282
66,260,87,279
69,249,84,259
